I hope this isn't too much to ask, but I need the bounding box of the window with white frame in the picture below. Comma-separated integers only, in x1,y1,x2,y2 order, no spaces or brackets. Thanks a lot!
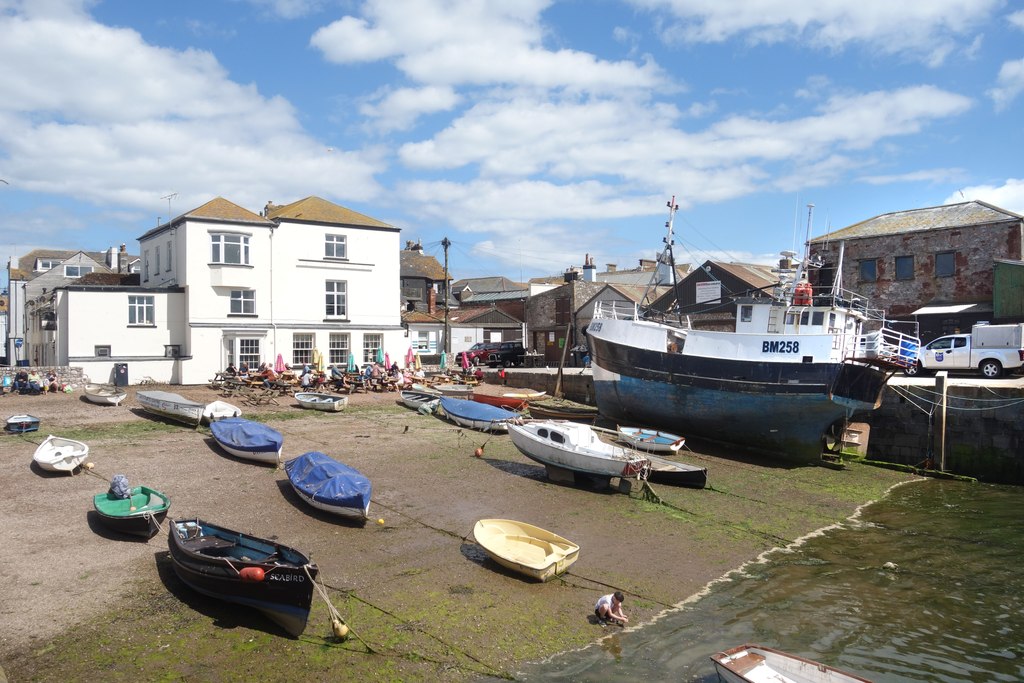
329,333,350,365
37,259,59,272
414,331,430,351
363,333,382,364
64,265,94,278
293,333,314,366
325,234,347,259
326,280,347,317
128,295,154,325
230,290,256,315
211,233,250,265
238,338,261,367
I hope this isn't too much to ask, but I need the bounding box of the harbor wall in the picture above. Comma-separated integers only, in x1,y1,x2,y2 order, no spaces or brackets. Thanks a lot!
490,368,1024,485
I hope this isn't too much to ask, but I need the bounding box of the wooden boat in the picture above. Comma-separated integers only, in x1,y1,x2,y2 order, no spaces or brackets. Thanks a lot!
507,421,648,482
472,393,529,411
210,417,284,465
527,398,600,423
473,519,580,582
202,400,242,423
439,396,521,432
5,414,40,433
137,390,205,426
83,383,127,406
294,392,348,412
167,518,318,637
710,644,873,683
32,434,89,473
644,452,707,489
285,451,372,521
93,485,171,538
617,426,686,453
503,390,547,401
400,389,440,411
434,383,474,398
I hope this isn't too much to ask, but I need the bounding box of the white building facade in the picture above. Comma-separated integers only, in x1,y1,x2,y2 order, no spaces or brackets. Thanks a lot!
55,196,404,385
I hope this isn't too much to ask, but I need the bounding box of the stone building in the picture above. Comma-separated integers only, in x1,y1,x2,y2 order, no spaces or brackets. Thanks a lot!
808,201,1024,341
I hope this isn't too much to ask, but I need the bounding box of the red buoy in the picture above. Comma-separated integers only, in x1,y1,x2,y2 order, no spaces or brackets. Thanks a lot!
240,567,266,582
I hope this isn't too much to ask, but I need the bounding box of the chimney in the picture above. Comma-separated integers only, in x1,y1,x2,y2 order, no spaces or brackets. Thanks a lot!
118,243,127,273
405,240,414,249
428,288,437,314
107,246,118,269
639,259,656,270
606,263,617,273
582,253,596,282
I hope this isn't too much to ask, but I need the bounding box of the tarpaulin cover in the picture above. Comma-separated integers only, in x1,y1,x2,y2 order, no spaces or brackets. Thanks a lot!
109,474,131,499
285,451,371,511
210,417,284,452
439,396,518,423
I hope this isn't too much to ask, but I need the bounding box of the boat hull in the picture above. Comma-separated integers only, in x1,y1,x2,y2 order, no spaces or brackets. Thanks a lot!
439,397,520,432
472,393,529,411
400,390,440,410
588,327,887,462
33,435,89,473
5,414,40,433
93,486,170,539
167,519,317,637
710,644,873,683
84,383,127,406
617,427,685,453
137,391,205,426
643,453,707,489
473,519,580,582
508,422,648,480
285,452,372,521
210,418,284,465
294,393,347,412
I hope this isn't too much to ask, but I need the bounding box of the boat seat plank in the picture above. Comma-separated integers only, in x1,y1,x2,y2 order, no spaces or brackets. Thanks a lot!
728,652,766,675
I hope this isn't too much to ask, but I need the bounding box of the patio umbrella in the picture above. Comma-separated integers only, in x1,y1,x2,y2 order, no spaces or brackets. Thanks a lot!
312,348,325,372
406,346,414,368
440,351,447,370
414,352,421,370
461,349,470,371
376,347,385,364
384,352,391,369
274,354,285,373
347,353,357,373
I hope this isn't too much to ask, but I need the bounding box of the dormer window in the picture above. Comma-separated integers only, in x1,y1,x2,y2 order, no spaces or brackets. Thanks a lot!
37,259,58,271
64,265,93,278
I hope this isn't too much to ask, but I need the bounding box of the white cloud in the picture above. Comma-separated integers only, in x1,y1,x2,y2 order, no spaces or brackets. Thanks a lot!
858,168,966,186
1009,10,1024,30
0,5,384,214
311,0,666,92
987,58,1024,111
243,0,325,19
359,86,462,132
629,0,999,65
945,179,1024,215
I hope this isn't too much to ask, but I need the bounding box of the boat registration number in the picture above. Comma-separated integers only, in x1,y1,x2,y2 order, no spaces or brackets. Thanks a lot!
762,340,800,354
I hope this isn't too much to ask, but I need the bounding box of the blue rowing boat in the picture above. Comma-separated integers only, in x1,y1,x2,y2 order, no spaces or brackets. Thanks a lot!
210,417,284,465
285,451,372,521
438,396,521,432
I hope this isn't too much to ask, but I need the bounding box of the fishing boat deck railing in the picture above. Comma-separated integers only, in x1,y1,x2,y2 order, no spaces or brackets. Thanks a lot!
849,326,920,368
593,301,641,320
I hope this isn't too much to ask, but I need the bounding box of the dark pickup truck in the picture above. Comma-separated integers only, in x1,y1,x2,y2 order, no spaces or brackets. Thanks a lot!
487,341,525,367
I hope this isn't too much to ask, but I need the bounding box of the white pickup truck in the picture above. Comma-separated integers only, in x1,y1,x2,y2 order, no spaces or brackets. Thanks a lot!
906,323,1024,378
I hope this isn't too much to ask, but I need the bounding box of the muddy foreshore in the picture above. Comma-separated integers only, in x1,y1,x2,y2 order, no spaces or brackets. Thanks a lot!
0,383,918,681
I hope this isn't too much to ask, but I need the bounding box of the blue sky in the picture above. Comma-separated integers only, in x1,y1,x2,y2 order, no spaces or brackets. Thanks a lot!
1,0,1023,289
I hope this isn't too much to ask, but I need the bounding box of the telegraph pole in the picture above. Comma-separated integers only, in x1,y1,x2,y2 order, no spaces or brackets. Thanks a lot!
441,237,451,355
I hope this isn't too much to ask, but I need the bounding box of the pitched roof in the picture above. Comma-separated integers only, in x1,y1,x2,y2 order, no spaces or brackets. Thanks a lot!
265,196,394,229
811,200,1023,243
187,197,270,224
451,276,527,294
400,248,447,280
75,272,140,286
401,309,445,324
712,262,778,289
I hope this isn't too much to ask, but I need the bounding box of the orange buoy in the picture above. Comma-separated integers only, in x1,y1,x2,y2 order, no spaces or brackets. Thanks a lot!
239,567,266,582
474,446,484,458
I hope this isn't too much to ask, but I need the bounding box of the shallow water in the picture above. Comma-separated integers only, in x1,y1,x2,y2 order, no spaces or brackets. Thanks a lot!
512,479,1024,682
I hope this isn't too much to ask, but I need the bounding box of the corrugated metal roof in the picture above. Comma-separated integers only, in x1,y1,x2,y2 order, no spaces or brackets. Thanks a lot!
461,290,528,303
811,201,1022,243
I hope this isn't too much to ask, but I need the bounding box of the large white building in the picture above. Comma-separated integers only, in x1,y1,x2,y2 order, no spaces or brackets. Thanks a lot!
53,196,404,385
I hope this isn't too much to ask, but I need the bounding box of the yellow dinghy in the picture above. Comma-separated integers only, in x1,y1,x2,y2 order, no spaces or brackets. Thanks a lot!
473,519,580,582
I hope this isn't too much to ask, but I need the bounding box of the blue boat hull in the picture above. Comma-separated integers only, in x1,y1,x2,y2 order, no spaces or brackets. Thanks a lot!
589,335,888,462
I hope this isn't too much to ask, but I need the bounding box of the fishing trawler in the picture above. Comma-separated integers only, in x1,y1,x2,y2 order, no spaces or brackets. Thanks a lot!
586,199,918,463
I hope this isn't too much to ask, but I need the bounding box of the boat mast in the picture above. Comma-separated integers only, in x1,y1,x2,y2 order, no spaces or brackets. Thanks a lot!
641,196,680,317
